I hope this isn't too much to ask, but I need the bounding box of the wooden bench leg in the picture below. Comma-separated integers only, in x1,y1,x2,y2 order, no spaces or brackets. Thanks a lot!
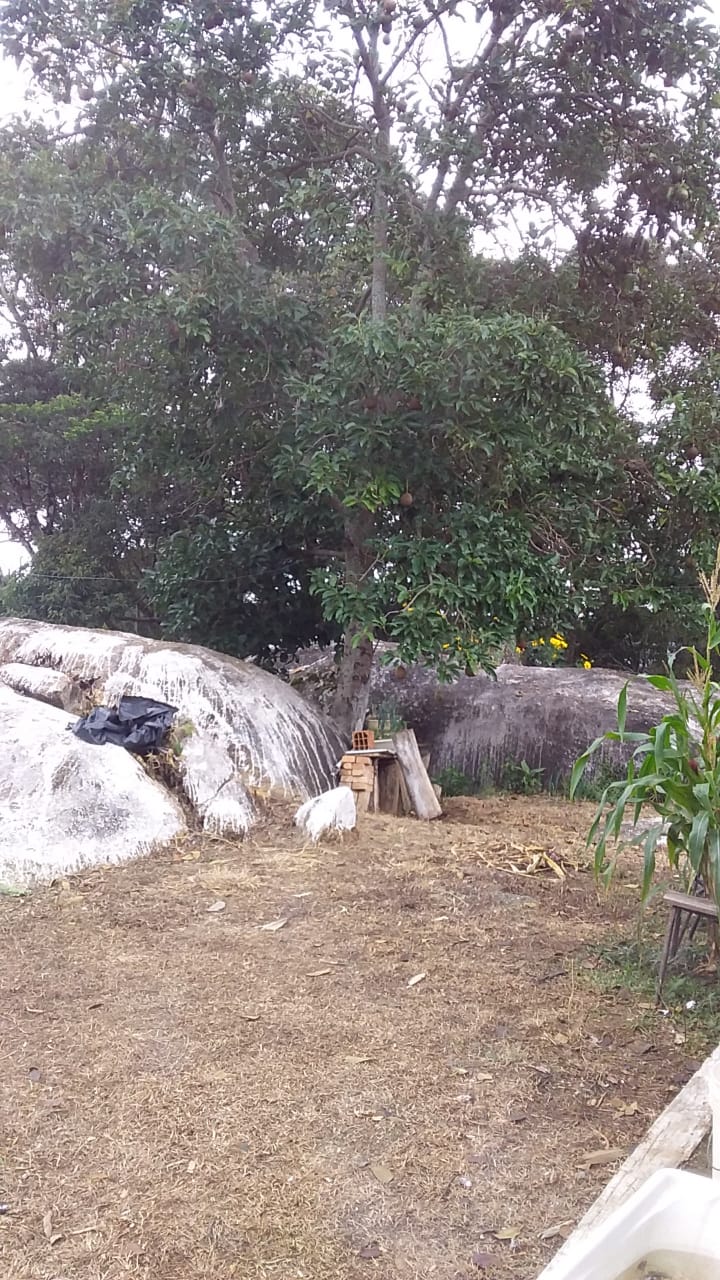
675,908,696,953
687,913,704,947
657,906,682,999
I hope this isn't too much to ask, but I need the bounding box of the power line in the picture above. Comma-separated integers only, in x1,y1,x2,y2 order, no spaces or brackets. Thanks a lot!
5,571,240,583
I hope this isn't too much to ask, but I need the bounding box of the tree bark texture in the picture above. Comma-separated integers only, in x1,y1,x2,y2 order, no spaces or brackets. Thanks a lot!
331,505,375,740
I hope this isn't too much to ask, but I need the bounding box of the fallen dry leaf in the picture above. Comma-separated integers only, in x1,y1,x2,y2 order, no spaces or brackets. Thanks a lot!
28,1067,42,1084
206,900,226,913
238,1011,260,1021
578,1146,626,1168
369,1162,394,1185
407,972,426,987
493,1227,519,1242
176,848,202,862
260,917,288,932
540,1221,573,1241
306,968,333,977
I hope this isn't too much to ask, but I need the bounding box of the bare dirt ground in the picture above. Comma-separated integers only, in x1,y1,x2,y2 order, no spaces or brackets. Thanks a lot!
0,796,700,1280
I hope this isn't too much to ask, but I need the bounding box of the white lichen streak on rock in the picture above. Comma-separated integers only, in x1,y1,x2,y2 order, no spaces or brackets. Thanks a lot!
0,661,75,708
0,618,344,838
0,683,184,884
295,786,357,842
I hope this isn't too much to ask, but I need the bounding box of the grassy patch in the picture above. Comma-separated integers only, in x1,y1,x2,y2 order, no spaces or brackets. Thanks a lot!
433,759,622,801
431,765,492,797
583,930,720,1053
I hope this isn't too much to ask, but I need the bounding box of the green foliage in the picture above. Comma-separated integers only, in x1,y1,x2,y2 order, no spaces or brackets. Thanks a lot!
585,938,720,1054
566,761,621,804
166,718,195,760
431,765,482,798
0,532,139,630
571,547,720,913
367,700,405,735
500,759,545,796
0,0,719,697
291,309,630,679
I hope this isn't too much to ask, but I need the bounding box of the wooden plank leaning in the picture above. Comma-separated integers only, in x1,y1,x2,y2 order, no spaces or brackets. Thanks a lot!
392,729,442,820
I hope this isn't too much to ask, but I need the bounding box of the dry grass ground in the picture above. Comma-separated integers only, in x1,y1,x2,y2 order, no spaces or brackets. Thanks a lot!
0,796,701,1280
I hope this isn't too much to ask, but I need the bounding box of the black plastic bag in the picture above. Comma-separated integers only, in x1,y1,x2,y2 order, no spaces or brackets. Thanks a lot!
71,695,178,756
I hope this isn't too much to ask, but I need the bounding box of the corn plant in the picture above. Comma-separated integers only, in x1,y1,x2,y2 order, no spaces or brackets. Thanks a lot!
570,547,720,930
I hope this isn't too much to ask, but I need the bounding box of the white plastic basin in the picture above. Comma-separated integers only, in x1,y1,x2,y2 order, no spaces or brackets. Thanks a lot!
539,1169,720,1279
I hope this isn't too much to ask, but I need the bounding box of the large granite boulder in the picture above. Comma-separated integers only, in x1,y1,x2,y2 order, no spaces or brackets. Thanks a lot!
290,649,677,786
0,618,345,882
370,661,676,785
0,683,184,883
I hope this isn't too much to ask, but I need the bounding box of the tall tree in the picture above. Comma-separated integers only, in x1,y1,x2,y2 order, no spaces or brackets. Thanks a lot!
1,0,720,730
291,0,720,728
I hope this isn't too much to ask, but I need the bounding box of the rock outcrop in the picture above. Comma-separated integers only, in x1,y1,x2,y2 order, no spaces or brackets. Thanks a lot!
0,683,184,883
370,661,675,785
290,649,676,786
0,618,345,882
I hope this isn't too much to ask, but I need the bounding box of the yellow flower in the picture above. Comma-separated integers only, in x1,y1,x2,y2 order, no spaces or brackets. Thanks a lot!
582,658,592,670
442,643,450,650
515,646,523,653
550,634,568,650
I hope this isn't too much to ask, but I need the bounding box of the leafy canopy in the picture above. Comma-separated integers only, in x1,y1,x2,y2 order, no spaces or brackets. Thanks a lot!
0,0,719,688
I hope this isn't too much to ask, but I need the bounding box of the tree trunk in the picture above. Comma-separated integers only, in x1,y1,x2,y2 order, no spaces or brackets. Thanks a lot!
370,109,390,323
331,33,390,741
331,506,375,740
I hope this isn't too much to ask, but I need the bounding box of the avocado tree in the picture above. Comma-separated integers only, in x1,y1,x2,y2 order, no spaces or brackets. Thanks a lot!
289,309,637,728
283,0,720,729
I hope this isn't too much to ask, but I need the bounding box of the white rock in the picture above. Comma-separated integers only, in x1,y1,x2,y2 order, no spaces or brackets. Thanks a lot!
295,786,356,842
0,661,75,709
0,684,184,885
0,617,344,838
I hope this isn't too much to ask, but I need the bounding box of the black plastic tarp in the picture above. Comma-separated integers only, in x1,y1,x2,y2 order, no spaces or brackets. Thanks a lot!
71,695,178,756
